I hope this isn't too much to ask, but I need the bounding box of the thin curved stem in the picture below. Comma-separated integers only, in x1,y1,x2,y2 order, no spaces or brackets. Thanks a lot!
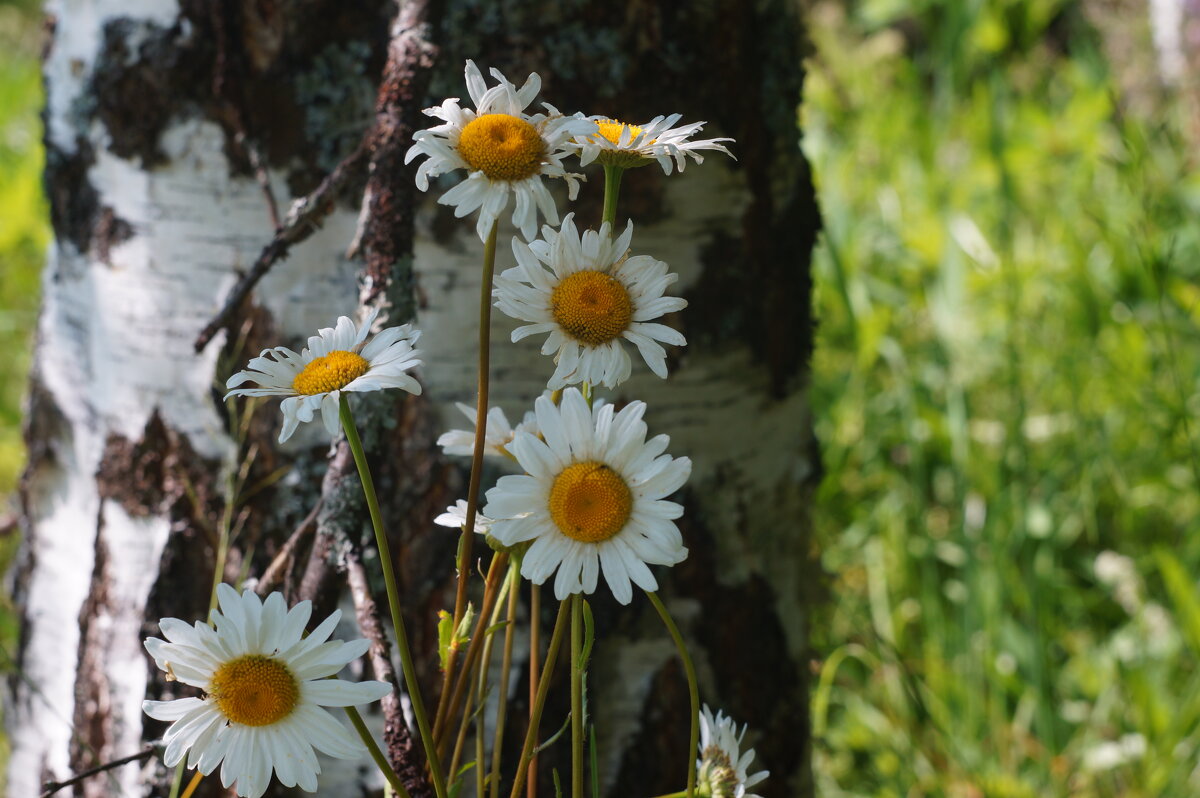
570,595,584,798
454,562,514,782
340,395,447,798
647,592,698,798
508,599,571,798
526,584,541,798
490,560,521,798
346,705,411,798
449,675,476,786
436,553,509,758
179,772,203,798
465,561,517,798
437,217,500,740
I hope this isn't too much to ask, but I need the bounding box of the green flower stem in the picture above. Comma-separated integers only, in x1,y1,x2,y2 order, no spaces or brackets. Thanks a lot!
526,584,542,798
490,559,522,798
647,592,699,798
167,763,187,798
436,552,510,758
570,594,585,798
448,672,475,786
602,165,624,227
648,792,689,798
455,560,514,788
437,217,501,740
508,599,571,798
345,705,412,798
339,395,447,798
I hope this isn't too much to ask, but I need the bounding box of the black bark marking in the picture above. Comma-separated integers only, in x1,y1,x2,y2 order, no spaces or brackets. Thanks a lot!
11,376,70,697
70,513,114,798
94,410,211,519
91,17,210,167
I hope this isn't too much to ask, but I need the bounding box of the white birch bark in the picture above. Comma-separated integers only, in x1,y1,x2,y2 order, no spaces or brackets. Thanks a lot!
11,1,817,796
10,3,361,794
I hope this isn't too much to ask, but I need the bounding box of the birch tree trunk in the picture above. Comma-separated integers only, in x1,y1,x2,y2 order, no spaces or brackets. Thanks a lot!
8,1,820,796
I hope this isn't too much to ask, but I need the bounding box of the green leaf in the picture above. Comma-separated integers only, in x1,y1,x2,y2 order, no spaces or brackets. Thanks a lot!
437,603,475,673
1156,549,1200,655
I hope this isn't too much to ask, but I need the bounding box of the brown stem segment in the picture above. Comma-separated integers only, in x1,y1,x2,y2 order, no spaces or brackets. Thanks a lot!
509,599,571,798
527,584,541,798
490,563,521,798
435,218,500,746
434,551,508,758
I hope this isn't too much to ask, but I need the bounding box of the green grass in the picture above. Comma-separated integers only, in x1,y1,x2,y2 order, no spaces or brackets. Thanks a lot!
0,1,46,496
806,1,1200,795
0,1,48,790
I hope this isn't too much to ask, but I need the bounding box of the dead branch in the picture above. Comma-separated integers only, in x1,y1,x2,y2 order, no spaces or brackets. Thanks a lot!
347,545,435,798
255,497,322,598
40,746,157,798
192,140,368,353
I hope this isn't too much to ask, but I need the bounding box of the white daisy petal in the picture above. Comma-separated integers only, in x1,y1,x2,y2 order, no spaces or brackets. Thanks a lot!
568,116,734,174
598,543,633,604
697,706,769,797
434,499,495,535
224,311,423,443
493,217,687,388
486,388,689,602
438,402,522,463
143,697,206,722
490,512,550,546
303,678,392,707
143,587,386,797
407,61,584,242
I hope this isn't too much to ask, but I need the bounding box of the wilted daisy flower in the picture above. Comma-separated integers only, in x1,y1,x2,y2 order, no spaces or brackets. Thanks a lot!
142,585,391,798
697,705,768,798
225,309,422,443
434,499,495,536
494,214,687,388
483,388,689,603
572,114,734,174
405,60,596,241
437,402,537,461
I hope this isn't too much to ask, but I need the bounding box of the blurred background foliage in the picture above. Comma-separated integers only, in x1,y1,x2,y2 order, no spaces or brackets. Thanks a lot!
0,0,1198,796
805,0,1200,795
0,0,45,788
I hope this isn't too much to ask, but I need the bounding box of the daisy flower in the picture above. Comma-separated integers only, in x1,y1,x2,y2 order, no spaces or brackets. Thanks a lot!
697,705,769,798
405,60,596,241
225,308,422,443
493,213,687,389
437,402,537,461
434,499,495,536
482,388,690,604
572,114,734,174
142,585,391,798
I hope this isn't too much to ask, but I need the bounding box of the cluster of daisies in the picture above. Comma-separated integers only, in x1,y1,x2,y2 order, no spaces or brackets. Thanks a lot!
142,60,766,798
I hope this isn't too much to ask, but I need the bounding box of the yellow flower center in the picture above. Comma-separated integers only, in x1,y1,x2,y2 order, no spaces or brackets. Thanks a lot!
292,350,370,395
548,461,632,543
209,654,299,727
551,271,633,346
596,119,647,146
457,113,545,181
